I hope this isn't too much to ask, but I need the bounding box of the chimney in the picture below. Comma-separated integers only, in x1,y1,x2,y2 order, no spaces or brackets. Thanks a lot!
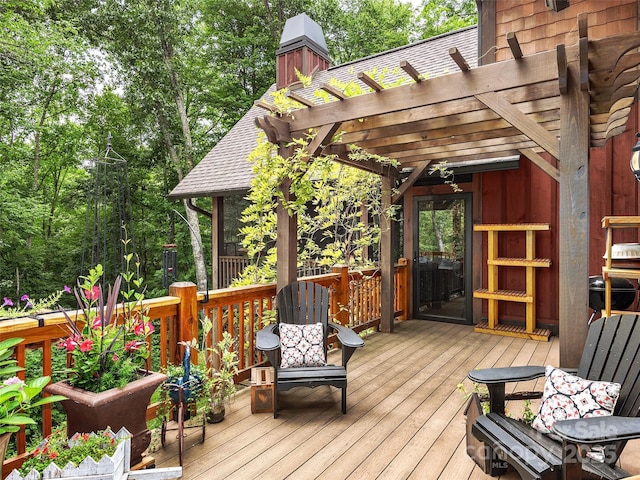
276,13,331,89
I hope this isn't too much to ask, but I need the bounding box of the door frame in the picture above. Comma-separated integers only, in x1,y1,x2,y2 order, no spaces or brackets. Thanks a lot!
412,193,473,324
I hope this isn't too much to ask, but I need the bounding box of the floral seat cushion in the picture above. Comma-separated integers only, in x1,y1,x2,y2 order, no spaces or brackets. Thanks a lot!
279,323,326,368
531,366,621,434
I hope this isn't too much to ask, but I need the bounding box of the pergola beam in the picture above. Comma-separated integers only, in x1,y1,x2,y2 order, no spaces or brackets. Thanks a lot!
400,60,423,82
287,47,562,131
358,72,384,92
305,123,342,158
321,84,346,100
392,162,432,204
449,47,470,71
519,148,560,182
288,92,315,108
475,91,560,159
323,145,398,176
506,32,523,59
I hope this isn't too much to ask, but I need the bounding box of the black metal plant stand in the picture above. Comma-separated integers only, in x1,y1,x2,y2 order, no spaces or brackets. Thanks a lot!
160,346,206,466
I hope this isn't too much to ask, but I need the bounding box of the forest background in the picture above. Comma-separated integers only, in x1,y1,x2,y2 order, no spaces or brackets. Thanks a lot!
0,0,476,305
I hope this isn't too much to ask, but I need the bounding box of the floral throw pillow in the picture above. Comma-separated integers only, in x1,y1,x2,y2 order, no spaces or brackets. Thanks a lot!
531,366,621,434
279,323,326,369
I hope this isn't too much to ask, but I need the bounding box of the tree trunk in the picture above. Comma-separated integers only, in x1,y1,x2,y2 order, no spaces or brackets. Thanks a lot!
156,107,208,291
154,16,208,291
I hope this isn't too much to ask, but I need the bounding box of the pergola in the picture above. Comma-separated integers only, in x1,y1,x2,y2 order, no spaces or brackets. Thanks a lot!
256,14,640,367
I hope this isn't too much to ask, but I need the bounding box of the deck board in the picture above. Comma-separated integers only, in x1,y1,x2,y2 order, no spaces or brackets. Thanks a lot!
152,319,640,479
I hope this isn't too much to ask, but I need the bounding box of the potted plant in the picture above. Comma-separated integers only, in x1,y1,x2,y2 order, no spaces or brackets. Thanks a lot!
45,259,165,466
159,344,211,422
14,427,126,478
0,338,66,466
10,426,182,479
206,332,238,424
1,288,70,320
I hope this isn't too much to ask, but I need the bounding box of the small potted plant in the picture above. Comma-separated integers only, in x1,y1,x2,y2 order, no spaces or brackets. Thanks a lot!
206,332,238,424
10,426,183,479
14,427,126,478
0,288,70,320
160,344,211,422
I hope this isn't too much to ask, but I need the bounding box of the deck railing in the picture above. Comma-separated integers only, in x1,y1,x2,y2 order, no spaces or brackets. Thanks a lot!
0,260,408,475
218,255,249,288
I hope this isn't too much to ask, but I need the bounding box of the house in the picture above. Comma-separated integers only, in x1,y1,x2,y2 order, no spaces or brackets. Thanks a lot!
169,0,640,368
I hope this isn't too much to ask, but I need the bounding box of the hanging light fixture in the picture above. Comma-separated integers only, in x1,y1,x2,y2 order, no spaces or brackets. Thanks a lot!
544,0,569,12
631,133,640,181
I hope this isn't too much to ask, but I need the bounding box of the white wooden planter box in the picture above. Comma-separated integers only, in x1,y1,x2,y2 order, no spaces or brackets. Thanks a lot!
7,428,182,480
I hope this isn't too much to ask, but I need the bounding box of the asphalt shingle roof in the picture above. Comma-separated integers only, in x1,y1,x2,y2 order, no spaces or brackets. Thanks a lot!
168,26,477,200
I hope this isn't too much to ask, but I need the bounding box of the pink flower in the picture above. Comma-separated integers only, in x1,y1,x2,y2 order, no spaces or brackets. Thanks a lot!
92,316,103,329
79,339,94,352
134,322,154,336
63,285,71,294
3,376,24,387
84,286,100,300
59,336,79,352
20,294,29,302
2,297,13,308
125,340,142,351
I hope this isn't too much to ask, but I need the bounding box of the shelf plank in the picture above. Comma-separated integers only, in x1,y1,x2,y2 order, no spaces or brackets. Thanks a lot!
602,268,640,280
601,216,640,228
488,257,552,267
474,322,551,341
473,288,533,303
474,223,551,232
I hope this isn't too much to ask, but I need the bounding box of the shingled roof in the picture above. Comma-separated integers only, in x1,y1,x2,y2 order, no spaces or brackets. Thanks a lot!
167,25,478,200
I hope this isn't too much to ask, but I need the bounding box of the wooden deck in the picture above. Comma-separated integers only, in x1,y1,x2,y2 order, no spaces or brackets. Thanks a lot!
152,319,640,479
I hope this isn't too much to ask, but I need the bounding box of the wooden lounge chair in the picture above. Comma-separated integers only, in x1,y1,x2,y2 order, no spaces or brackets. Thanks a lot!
467,313,640,480
256,281,364,418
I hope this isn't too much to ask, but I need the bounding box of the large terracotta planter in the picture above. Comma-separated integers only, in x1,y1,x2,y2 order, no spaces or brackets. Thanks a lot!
45,371,166,466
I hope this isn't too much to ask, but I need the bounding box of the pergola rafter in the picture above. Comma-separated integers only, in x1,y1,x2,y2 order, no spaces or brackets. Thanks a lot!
257,14,640,366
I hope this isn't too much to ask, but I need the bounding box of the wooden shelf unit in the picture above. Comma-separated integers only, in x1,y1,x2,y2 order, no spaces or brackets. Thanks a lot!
473,223,551,341
601,216,640,317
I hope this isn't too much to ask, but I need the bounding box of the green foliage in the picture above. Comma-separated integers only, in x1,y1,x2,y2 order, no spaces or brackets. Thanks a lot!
0,288,70,319
307,0,416,64
416,0,477,39
208,332,239,408
0,338,66,436
429,161,462,193
19,428,123,476
0,0,478,300
237,82,399,284
521,399,536,426
457,380,489,414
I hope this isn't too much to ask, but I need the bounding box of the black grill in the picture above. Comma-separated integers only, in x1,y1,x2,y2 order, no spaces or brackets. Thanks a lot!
588,275,636,312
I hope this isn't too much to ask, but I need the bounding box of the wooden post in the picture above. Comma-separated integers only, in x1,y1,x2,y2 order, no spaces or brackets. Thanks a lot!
402,192,414,320
380,170,395,333
169,282,199,364
277,163,298,291
558,36,590,367
332,265,350,325
211,196,224,289
397,258,409,321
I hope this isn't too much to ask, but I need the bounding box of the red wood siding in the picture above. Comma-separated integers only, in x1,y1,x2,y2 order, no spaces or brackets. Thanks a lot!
276,47,331,89
494,0,637,61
